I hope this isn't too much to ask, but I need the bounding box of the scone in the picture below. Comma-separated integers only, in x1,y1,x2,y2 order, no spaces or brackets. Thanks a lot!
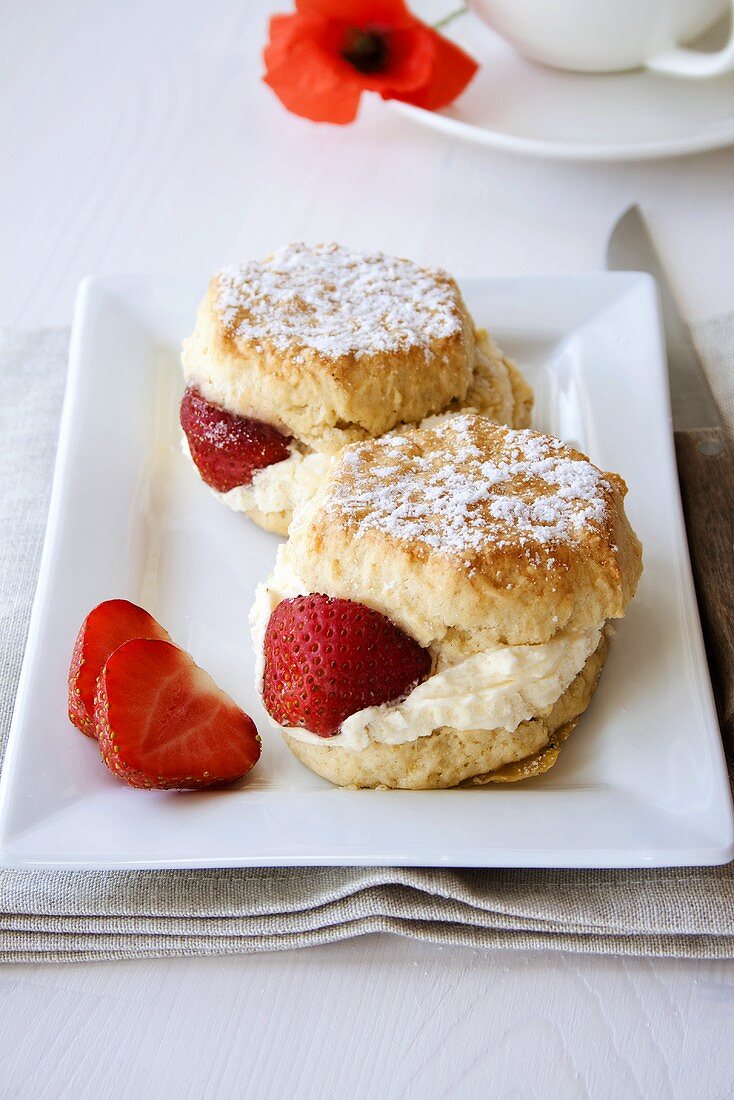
250,414,642,789
180,243,533,535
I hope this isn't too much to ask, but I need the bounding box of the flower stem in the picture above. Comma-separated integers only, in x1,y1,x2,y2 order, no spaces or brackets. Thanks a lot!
432,5,468,31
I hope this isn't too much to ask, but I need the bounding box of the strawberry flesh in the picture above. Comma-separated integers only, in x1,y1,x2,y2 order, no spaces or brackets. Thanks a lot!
262,594,432,737
68,599,171,737
180,387,291,493
95,638,261,789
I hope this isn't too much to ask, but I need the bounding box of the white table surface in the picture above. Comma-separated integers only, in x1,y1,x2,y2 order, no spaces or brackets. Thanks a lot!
1,2,734,1097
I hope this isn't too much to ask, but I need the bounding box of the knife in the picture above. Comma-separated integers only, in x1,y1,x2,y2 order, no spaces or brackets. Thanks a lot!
607,205,734,745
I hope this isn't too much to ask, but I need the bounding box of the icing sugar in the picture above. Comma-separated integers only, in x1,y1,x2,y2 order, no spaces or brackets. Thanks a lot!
215,243,461,361
326,415,614,557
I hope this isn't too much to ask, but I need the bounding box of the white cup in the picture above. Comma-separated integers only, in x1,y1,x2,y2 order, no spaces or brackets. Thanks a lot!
468,0,734,76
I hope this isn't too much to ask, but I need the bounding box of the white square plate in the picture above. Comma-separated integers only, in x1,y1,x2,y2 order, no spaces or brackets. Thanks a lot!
1,274,732,869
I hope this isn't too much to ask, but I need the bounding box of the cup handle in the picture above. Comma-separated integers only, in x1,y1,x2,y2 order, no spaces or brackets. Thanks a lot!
646,5,734,76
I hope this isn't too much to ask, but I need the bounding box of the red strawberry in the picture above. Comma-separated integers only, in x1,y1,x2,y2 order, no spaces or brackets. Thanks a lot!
262,595,432,737
180,387,291,493
68,599,171,737
95,638,261,789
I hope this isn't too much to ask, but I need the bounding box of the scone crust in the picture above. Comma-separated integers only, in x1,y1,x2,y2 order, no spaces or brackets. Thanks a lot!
456,330,533,429
181,245,532,456
245,506,290,537
182,245,473,452
283,631,608,789
288,415,642,646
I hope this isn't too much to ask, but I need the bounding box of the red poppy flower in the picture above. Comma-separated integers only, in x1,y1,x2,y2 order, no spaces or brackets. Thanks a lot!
263,0,478,125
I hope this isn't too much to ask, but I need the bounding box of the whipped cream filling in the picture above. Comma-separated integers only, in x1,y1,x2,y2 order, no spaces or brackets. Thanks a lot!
181,437,333,518
250,547,604,753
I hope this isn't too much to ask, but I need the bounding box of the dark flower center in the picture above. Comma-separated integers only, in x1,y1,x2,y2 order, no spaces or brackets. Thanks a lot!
342,27,389,74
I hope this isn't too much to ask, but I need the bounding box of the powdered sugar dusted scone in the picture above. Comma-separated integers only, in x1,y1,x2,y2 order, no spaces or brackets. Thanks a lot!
180,244,533,534
251,414,642,789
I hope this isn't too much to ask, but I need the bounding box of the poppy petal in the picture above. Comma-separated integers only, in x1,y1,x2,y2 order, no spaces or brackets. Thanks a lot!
296,0,413,28
263,15,362,124
386,26,478,110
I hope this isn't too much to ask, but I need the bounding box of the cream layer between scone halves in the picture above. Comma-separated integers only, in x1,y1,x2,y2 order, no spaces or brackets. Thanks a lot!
249,545,604,753
182,437,333,518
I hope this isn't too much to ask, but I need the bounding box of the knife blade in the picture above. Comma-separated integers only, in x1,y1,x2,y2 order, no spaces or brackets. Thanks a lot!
606,204,722,433
606,205,734,744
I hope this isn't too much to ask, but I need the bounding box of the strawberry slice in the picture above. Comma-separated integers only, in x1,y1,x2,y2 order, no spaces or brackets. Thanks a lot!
180,387,292,493
95,638,261,789
262,594,432,737
68,599,171,737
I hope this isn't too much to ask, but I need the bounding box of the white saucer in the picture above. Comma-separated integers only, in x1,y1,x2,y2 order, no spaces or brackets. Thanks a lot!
391,11,734,161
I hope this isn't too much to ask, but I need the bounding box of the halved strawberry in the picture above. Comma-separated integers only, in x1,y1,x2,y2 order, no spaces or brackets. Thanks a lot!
68,600,171,737
262,594,432,737
95,638,261,789
180,387,291,493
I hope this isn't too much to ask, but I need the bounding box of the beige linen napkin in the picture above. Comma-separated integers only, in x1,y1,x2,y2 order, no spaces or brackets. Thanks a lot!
1,324,732,964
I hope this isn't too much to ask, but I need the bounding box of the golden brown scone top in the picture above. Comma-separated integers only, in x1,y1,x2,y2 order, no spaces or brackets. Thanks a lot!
181,244,531,451
216,242,464,362
288,414,643,647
